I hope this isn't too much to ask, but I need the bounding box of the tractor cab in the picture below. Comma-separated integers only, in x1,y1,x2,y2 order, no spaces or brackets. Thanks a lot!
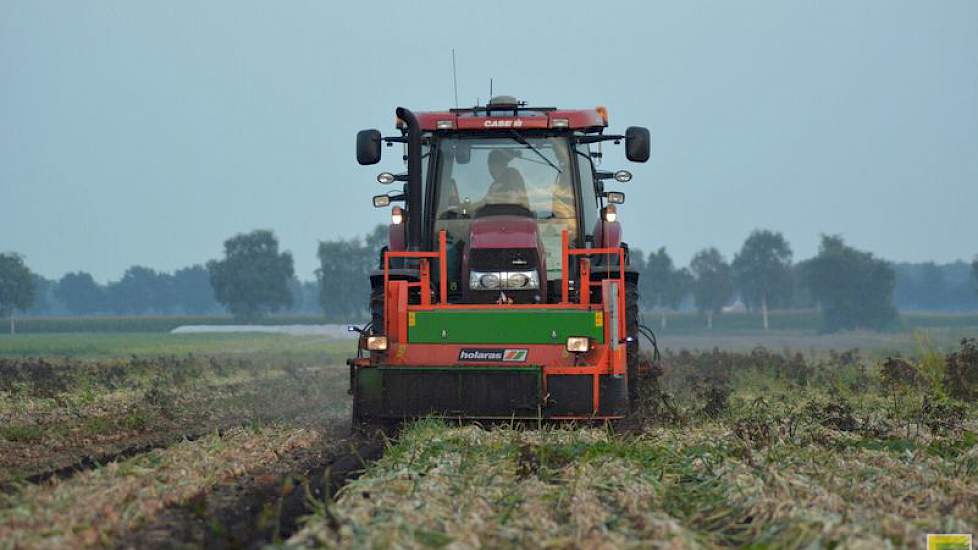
350,96,652,425
358,96,649,306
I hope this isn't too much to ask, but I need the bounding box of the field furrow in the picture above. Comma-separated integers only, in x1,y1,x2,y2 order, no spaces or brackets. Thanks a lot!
0,424,331,549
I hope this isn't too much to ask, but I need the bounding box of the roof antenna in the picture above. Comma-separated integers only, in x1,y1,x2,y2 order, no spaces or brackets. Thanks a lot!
451,49,459,109
489,78,493,99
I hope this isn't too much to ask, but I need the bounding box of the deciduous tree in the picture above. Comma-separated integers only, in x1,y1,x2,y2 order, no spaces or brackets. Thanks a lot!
27,274,58,315
802,235,897,332
316,225,386,322
0,253,35,334
55,272,104,315
690,248,734,329
172,265,219,314
640,247,690,328
972,256,978,297
106,266,173,315
732,230,793,330
207,230,294,321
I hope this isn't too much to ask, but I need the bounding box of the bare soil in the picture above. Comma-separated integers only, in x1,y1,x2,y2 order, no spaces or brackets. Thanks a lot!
114,425,385,549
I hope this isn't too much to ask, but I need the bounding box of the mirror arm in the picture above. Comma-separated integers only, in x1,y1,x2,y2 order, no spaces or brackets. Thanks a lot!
575,134,624,145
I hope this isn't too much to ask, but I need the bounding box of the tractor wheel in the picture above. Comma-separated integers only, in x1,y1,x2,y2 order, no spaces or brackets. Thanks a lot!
370,284,384,335
625,279,640,407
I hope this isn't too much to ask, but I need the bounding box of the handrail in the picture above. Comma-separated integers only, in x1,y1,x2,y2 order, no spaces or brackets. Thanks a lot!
560,228,628,342
383,229,448,311
381,227,627,342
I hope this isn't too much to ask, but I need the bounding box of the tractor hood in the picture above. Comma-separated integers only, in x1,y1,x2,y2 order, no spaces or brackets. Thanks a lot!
468,215,539,249
462,215,547,304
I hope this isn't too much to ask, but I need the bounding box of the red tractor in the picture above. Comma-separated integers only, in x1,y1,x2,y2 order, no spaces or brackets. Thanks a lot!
349,96,652,426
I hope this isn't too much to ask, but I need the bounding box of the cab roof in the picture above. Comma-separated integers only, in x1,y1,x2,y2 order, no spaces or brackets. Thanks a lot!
397,103,609,133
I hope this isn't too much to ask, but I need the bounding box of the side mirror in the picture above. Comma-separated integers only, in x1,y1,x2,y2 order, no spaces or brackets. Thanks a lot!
625,126,650,163
357,129,382,165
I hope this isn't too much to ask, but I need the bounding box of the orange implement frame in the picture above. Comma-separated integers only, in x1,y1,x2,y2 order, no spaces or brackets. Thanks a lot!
560,229,628,342
382,228,628,344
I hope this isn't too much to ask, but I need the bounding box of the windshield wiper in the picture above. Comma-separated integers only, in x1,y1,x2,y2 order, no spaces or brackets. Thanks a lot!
509,131,561,173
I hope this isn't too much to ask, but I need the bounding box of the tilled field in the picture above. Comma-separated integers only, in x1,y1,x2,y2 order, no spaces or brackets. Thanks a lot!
0,341,383,549
0,355,345,485
2,336,977,548
285,339,978,549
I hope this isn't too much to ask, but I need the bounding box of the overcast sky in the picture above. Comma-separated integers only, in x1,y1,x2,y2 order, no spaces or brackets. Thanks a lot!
2,1,976,282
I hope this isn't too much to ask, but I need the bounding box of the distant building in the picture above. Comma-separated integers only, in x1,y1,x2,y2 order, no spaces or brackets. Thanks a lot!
722,299,747,314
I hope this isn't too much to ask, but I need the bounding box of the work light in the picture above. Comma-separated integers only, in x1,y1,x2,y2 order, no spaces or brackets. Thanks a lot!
366,336,388,351
566,337,590,353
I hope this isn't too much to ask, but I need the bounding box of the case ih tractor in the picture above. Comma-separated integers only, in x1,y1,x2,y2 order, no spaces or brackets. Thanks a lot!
349,96,652,426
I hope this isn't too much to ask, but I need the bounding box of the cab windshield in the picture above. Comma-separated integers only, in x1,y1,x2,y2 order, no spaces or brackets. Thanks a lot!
433,135,578,282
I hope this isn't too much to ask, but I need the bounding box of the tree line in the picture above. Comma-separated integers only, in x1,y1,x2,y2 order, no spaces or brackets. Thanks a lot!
633,231,893,332
2,228,978,334
632,232,978,332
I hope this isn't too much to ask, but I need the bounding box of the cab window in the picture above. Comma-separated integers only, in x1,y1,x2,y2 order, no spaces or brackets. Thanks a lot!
433,136,578,282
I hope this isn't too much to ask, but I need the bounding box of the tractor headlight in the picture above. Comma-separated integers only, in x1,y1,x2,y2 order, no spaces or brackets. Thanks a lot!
506,271,538,289
475,272,500,289
366,335,388,351
507,272,530,288
469,270,539,290
566,336,590,353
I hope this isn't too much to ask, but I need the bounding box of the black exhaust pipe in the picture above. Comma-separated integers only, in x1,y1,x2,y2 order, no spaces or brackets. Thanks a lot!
395,107,423,251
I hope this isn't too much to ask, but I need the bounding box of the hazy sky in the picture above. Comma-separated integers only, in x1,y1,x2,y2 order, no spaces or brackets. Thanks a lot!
2,1,976,282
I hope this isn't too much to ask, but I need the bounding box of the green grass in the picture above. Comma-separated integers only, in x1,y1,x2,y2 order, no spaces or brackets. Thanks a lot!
642,310,978,355
645,309,978,334
0,332,353,359
9,310,978,337
0,424,44,443
8,314,332,334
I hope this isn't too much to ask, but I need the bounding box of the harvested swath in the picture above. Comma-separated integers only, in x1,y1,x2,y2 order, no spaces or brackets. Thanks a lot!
119,432,385,548
0,426,324,548
0,355,348,484
287,419,978,549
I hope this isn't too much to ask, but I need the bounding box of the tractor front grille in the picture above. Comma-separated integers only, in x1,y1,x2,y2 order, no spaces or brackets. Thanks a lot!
469,248,539,271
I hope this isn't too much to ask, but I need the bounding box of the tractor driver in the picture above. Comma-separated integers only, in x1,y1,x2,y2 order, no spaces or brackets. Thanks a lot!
481,149,530,211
